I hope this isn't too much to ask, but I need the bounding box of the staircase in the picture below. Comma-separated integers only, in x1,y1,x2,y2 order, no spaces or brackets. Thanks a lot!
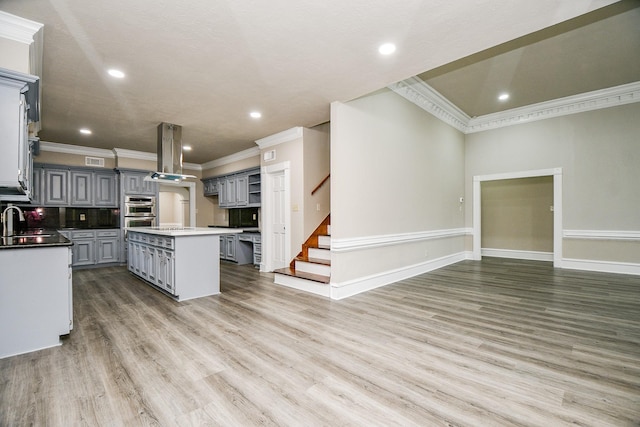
274,215,332,297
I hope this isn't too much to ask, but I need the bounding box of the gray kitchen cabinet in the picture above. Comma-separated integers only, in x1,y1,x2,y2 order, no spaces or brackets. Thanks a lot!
43,168,69,206
203,167,260,207
127,232,176,295
65,229,120,267
94,171,118,206
35,165,119,207
70,170,93,206
120,170,157,196
235,173,249,206
96,230,120,264
202,177,219,196
71,230,96,266
31,167,42,205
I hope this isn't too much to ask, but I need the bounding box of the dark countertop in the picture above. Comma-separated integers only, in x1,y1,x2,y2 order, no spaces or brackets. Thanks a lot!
0,230,72,250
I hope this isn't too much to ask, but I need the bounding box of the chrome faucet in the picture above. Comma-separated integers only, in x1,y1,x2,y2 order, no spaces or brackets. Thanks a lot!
2,205,25,237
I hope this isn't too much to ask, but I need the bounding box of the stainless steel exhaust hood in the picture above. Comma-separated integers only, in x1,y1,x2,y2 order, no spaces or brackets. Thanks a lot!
147,122,195,182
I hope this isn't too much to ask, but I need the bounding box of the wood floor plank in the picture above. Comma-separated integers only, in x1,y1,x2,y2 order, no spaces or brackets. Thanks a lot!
2,258,640,426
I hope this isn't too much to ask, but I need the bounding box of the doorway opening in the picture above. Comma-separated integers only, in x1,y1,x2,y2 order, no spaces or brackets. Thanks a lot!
158,181,196,227
473,168,563,267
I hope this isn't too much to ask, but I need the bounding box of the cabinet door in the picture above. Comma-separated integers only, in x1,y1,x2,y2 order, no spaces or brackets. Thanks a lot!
141,177,157,196
219,235,227,259
147,246,158,284
235,174,248,206
43,168,69,205
225,235,236,261
139,245,149,279
218,179,228,207
97,238,119,264
224,176,236,207
94,172,117,206
73,239,95,266
127,241,135,272
70,170,93,206
157,249,175,294
31,167,42,205
124,174,142,194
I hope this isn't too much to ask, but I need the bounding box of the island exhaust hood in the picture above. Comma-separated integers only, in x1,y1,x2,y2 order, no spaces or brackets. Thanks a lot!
146,122,195,182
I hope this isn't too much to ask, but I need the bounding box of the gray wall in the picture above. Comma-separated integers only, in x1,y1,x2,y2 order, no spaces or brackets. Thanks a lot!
331,88,465,287
465,102,640,264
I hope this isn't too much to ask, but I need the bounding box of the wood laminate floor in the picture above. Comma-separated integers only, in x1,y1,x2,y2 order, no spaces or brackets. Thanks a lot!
1,258,639,426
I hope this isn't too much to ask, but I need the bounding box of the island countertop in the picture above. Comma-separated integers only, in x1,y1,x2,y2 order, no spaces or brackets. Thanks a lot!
127,226,243,237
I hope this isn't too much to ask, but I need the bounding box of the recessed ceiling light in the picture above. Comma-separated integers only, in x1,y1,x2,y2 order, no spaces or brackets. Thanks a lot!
182,145,192,151
107,69,125,78
378,43,396,55
250,111,262,119
79,128,92,135
498,93,510,101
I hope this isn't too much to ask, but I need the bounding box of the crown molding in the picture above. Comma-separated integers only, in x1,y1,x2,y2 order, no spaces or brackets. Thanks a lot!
40,141,115,158
388,77,470,133
467,81,640,133
255,126,303,149
201,146,260,170
112,148,201,171
390,77,640,134
0,11,43,44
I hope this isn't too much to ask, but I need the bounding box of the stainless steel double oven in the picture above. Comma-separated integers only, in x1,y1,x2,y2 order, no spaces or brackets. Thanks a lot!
124,196,156,228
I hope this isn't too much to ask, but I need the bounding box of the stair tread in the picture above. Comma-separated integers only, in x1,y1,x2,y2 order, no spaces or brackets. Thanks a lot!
295,256,331,266
274,268,330,284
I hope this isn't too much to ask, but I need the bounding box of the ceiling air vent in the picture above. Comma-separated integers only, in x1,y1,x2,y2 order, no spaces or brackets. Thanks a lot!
85,156,105,167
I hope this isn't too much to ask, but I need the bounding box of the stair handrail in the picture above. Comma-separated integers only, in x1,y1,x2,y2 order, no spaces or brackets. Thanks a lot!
311,174,330,195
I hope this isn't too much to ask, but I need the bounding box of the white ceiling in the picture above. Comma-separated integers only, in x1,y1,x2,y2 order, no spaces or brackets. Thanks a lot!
1,0,636,164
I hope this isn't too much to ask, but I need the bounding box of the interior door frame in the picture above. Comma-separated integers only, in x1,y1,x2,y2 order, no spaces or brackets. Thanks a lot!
262,161,291,272
157,181,196,227
472,167,563,267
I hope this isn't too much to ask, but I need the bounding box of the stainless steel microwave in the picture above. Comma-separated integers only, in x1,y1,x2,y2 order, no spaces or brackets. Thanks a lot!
124,196,156,217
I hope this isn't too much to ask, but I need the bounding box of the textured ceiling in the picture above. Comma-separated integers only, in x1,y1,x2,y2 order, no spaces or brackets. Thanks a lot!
0,0,633,164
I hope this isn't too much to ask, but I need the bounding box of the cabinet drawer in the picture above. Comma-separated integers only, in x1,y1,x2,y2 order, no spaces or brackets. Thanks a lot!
253,243,261,254
158,237,174,249
238,234,253,242
97,230,119,238
71,230,96,239
253,235,261,243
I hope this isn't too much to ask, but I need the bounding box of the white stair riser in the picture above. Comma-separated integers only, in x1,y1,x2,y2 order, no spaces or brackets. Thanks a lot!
295,260,331,276
318,235,331,247
274,274,331,297
308,247,330,260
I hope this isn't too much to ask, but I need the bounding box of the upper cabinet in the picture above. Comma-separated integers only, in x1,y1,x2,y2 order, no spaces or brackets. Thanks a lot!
119,170,158,196
33,164,119,207
202,167,261,208
0,68,39,202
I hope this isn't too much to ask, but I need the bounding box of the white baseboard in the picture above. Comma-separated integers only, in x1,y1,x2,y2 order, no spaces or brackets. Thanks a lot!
330,252,467,300
481,248,554,262
561,258,640,276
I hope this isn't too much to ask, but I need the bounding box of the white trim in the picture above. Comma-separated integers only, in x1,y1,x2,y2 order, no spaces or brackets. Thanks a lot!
330,252,466,300
391,77,640,134
563,230,640,241
467,81,640,133
562,258,640,276
156,181,197,227
472,168,563,267
200,146,260,170
255,127,303,149
388,77,470,133
41,141,115,158
0,11,43,44
262,161,291,273
332,228,468,252
112,148,201,171
481,248,554,262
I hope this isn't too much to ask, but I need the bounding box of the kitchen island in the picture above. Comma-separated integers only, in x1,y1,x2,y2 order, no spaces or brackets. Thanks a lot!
0,230,73,358
127,227,241,301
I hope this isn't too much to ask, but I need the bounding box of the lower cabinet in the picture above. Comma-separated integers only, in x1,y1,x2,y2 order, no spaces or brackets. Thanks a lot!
224,232,260,265
128,233,176,295
59,229,121,267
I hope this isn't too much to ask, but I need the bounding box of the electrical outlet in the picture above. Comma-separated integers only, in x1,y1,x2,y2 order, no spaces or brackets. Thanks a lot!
316,203,320,211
